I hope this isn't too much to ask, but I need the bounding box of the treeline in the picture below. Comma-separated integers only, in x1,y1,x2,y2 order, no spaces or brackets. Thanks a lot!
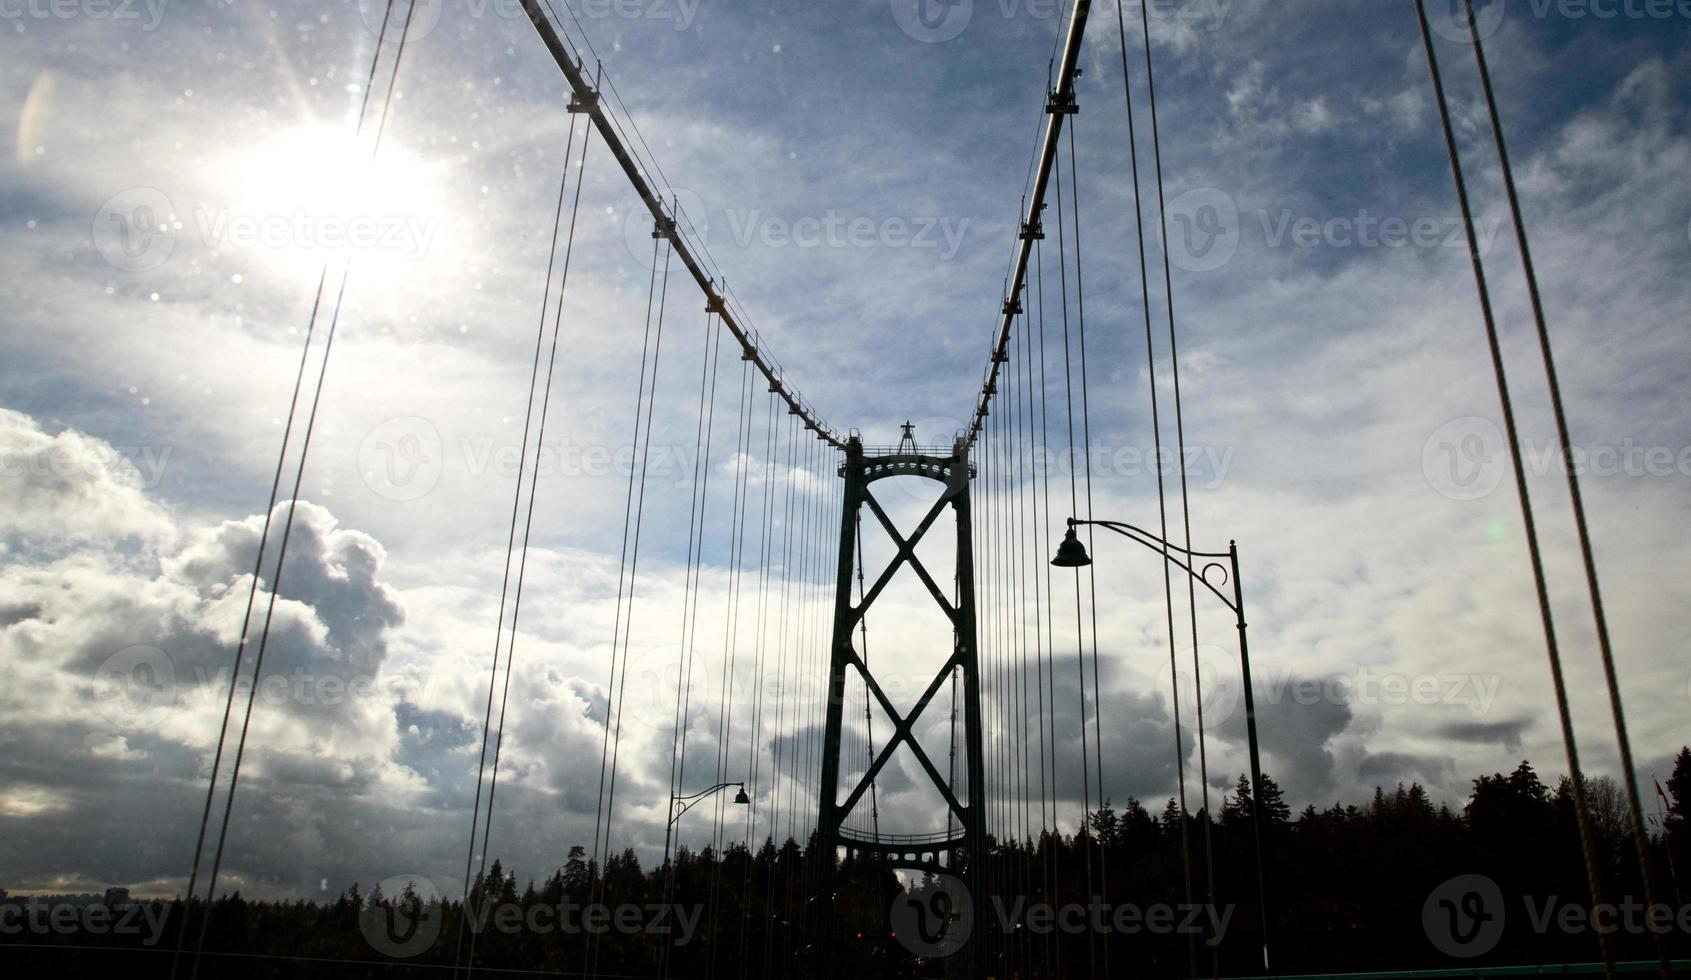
3,749,1689,978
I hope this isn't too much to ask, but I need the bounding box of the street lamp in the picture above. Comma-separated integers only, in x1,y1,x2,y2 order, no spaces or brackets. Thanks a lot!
668,782,749,828
663,782,749,874
1053,517,1273,973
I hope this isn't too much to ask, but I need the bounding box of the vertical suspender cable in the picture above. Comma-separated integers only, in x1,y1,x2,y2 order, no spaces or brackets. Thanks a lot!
1127,3,1198,974
588,231,673,980
1414,3,1614,977
1067,114,1115,977
452,109,583,980
588,231,666,877
1019,306,1042,973
187,269,350,980
1458,4,1667,976
176,13,375,969
706,357,755,978
1053,139,1099,978
742,392,780,972
1130,0,1220,962
761,413,799,976
1034,231,1063,979
169,266,326,979
856,513,881,840
474,136,602,976
183,7,420,974
660,309,725,980
1008,333,1023,969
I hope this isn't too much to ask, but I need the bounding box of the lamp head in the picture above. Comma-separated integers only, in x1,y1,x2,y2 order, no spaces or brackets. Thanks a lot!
733,784,750,805
1051,526,1092,567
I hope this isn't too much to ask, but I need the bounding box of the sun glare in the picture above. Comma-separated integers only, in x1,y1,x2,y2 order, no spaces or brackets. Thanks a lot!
217,123,447,281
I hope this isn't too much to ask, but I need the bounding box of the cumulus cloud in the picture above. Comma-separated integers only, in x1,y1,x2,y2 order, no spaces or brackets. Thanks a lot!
2,0,1689,906
0,407,174,547
0,411,435,893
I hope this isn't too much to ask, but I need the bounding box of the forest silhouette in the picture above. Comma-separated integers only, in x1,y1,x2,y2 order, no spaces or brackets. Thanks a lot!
4,748,1689,978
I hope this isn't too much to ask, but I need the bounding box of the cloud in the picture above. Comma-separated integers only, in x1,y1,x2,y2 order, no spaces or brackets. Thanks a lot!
1,0,1689,903
0,407,174,547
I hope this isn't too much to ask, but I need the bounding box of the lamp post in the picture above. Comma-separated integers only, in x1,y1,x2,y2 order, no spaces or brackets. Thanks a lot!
662,782,750,876
668,782,750,828
1052,518,1273,973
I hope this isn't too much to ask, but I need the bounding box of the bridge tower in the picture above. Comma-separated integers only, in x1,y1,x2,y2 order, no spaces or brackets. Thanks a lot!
814,433,987,977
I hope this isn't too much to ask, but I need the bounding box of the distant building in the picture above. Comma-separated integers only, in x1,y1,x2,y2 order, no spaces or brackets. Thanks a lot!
103,887,130,907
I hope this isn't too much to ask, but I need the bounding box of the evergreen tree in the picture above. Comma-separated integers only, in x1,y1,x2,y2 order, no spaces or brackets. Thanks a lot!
1665,747,1691,836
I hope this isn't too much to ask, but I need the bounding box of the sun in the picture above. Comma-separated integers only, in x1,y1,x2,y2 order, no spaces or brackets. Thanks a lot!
216,122,446,280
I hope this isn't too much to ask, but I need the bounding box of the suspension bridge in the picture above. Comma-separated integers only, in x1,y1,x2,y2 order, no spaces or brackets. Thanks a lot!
22,0,1684,979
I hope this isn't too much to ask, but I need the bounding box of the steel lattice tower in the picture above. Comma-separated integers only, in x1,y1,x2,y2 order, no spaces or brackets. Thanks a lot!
813,434,987,978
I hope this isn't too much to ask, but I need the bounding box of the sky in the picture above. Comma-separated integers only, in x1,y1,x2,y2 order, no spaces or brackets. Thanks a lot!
1,0,1689,902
